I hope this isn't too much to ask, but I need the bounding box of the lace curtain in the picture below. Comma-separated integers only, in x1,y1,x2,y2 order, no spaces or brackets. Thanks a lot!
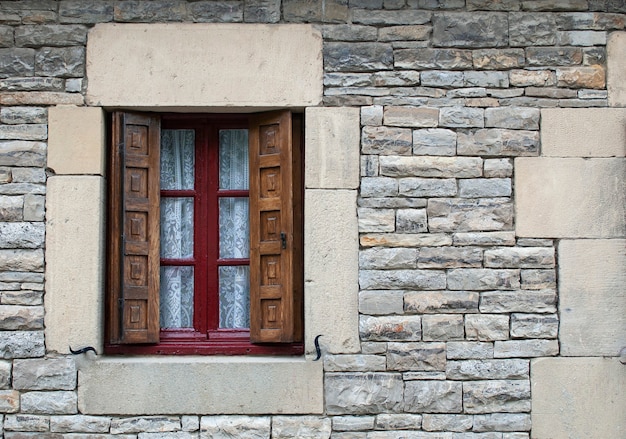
159,129,195,328
218,129,250,329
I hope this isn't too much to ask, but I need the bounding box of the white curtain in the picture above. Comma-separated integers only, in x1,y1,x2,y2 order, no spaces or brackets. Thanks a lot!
159,130,195,329
218,129,250,329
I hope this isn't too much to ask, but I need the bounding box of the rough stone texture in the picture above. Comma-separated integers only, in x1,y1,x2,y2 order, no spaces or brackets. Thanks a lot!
457,129,539,157
510,314,558,339
428,198,513,233
446,359,528,380
359,315,422,341
0,390,19,413
463,380,531,414
0,305,43,330
439,107,484,128
0,141,46,167
509,13,556,46
432,13,508,48
386,342,446,372
446,342,493,360
484,107,540,130
458,178,511,198
405,291,478,314
4,414,50,432
484,247,555,269
532,358,626,439
0,222,44,249
324,354,386,372
325,43,393,72
448,269,520,291
472,49,525,69
12,358,76,391
361,126,413,155
465,314,510,341
374,413,422,430
20,391,77,415
49,415,111,433
271,416,331,438
399,177,457,198
494,340,559,358
381,156,482,178
200,416,270,439
515,158,626,238
395,48,473,70
540,108,626,157
413,129,456,156
359,248,417,270
473,413,531,432
556,66,606,89
359,270,446,291
422,315,464,341
559,239,626,356
404,381,462,413
325,373,403,415
480,290,557,313
422,414,472,432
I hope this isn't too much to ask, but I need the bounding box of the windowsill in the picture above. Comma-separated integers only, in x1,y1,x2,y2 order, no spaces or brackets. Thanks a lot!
76,354,323,415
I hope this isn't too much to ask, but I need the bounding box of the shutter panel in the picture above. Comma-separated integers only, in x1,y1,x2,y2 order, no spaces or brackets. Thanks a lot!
108,112,160,344
249,111,303,343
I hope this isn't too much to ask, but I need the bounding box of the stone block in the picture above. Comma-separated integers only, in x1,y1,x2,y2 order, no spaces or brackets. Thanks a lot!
405,291,479,314
531,357,626,439
399,178,456,198
404,381,462,413
20,391,77,415
396,209,428,233
386,342,446,372
422,314,464,341
0,77,64,92
522,0,587,11
200,416,270,438
465,314,510,341
608,32,626,106
0,305,43,330
412,129,456,156
45,176,104,354
359,270,446,291
0,92,83,106
381,156,482,178
359,315,422,342
0,222,44,249
0,390,19,413
473,413,531,432
374,413,422,430
418,247,483,269
188,1,243,22
59,1,114,23
79,357,322,415
113,1,186,22
271,416,331,438
358,208,395,232
87,23,322,108
448,269,520,291
379,25,430,41
0,141,46,167
182,415,199,432
510,313,558,339
12,358,76,391
110,416,180,434
556,66,606,89
541,108,626,157
325,373,403,415
420,70,464,87
332,416,375,432
458,129,539,156
395,48,473,70
352,9,431,25
464,71,509,88
446,342,493,359
432,12,508,48
557,30,606,46
494,340,558,358
324,42,392,72
421,414,472,432
4,414,49,432
0,124,47,141
360,233,452,248
48,106,106,175
484,247,555,268
23,194,44,221
0,249,43,272
0,48,35,78
361,155,379,177
480,289,556,313
485,107,540,130
322,24,378,42
361,177,397,197
559,239,626,356
35,47,85,78
463,380,531,414
509,69,556,87
472,49,524,69
359,248,417,270
50,415,110,433
361,105,383,126
458,178,511,198
447,359,528,380
515,158,626,238
428,198,513,233
384,107,439,128
509,13,556,46
526,47,583,66
439,107,484,128
452,232,515,247
324,354,386,372
14,25,87,47
520,269,556,290
361,126,412,155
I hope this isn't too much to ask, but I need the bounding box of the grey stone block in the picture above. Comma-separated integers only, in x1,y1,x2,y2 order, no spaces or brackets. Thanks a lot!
405,291,479,314
111,416,181,434
13,358,76,391
428,199,513,233
484,247,555,268
510,313,559,338
0,305,43,330
4,414,50,432
446,342,493,360
457,129,540,156
494,339,559,358
432,12,509,48
374,413,423,430
359,315,422,341
386,342,446,372
361,126,412,155
324,43,393,72
381,156,482,178
395,49,473,70
465,314,510,341
271,416,332,438
325,373,403,415
439,107,484,128
396,209,428,233
21,391,77,415
14,25,87,47
484,107,540,129
359,289,403,315
359,248,417,270
0,48,35,78
422,314,465,341
509,13,557,46
446,359,529,380
324,354,386,372
359,269,446,290
458,178,511,198
399,177,457,197
480,289,557,313
463,380,531,414
404,381,462,413
448,269,520,291
35,47,85,77
0,222,44,249
50,415,111,433
59,1,114,23
422,414,473,432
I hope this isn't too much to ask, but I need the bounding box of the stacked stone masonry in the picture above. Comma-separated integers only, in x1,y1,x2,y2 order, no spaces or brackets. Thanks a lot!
0,1,624,439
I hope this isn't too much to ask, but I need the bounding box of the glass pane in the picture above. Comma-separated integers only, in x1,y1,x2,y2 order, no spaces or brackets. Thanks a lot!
219,197,249,259
219,129,249,190
160,266,194,329
161,129,195,190
160,197,194,259
219,266,250,329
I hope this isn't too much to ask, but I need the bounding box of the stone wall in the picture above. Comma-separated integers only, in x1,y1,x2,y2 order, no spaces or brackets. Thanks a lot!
0,1,624,438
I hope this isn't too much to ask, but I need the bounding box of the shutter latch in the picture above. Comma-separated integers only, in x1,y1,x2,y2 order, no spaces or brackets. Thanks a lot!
280,232,287,249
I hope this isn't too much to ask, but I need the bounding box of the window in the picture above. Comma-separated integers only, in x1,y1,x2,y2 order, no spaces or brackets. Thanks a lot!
105,111,304,355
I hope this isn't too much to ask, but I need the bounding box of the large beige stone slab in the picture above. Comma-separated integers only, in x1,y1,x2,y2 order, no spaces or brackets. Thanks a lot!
77,356,322,414
532,357,626,439
305,189,360,354
541,108,626,157
608,32,626,107
305,107,360,189
45,176,105,354
48,106,106,175
86,24,322,110
515,158,625,238
559,239,626,357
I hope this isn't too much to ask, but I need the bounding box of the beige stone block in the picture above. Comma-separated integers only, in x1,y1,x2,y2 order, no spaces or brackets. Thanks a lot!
531,357,626,439
77,356,323,415
86,24,322,110
48,106,106,175
305,107,360,190
305,189,359,354
559,239,626,357
541,108,626,157
0,92,84,106
515,158,625,238
608,32,626,107
45,176,105,354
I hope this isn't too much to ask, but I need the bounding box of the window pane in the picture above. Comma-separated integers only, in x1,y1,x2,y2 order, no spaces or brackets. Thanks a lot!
219,129,249,190
219,197,249,259
219,266,250,329
161,129,195,190
160,266,194,329
161,197,194,259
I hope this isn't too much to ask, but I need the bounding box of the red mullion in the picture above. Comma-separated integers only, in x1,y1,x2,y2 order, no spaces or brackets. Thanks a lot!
205,123,221,333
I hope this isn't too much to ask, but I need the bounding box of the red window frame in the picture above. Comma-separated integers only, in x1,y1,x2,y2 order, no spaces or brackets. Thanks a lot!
106,114,303,355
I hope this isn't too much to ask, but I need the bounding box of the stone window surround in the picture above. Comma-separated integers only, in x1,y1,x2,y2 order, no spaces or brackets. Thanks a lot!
44,23,361,415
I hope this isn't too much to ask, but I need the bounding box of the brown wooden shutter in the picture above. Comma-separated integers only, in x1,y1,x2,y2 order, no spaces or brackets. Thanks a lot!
249,111,303,343
108,112,160,344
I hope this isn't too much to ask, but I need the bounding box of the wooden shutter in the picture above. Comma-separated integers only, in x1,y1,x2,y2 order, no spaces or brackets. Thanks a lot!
108,112,160,344
249,111,303,343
